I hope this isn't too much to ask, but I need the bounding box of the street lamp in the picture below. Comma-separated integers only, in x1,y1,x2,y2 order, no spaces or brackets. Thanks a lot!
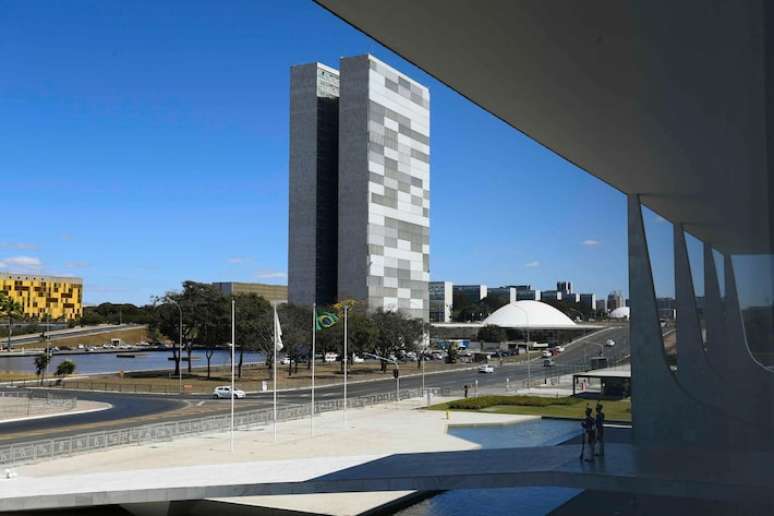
510,303,531,393
364,352,400,403
163,297,183,394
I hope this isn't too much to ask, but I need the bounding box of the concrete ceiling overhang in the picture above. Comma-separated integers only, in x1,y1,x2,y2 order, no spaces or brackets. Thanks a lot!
316,0,773,254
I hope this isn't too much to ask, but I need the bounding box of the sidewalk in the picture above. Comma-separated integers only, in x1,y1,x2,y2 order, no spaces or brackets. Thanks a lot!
13,397,536,515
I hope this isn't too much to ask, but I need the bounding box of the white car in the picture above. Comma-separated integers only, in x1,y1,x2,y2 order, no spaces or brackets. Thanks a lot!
352,355,365,363
605,339,616,347
213,386,246,399
542,350,552,358
555,346,565,353
478,364,495,374
324,352,338,363
279,356,291,365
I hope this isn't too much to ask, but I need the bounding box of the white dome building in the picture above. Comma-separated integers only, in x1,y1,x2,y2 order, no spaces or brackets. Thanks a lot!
482,300,577,329
609,306,630,320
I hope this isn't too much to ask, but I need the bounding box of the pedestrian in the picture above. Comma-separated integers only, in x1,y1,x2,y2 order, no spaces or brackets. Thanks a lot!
595,402,605,457
581,406,596,462
464,384,469,398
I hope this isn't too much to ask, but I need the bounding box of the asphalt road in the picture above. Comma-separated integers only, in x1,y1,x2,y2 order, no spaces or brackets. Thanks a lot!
0,325,629,445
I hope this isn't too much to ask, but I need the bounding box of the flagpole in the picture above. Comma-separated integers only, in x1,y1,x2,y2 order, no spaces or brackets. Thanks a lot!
343,305,348,423
273,304,278,442
230,298,235,453
311,302,316,435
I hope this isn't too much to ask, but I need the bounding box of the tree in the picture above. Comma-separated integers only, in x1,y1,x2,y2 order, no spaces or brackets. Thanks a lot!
34,353,50,385
276,304,312,376
446,342,459,364
371,308,424,372
0,291,23,351
55,360,76,379
234,294,272,378
478,324,507,344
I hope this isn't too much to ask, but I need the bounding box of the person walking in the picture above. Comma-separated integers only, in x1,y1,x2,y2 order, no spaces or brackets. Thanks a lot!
595,402,605,457
464,384,469,398
581,406,596,462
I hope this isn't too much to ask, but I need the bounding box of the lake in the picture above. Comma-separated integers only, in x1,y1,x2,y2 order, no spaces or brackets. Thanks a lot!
0,349,266,375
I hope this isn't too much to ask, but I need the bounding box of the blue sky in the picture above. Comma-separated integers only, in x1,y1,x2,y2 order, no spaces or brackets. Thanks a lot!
0,0,714,306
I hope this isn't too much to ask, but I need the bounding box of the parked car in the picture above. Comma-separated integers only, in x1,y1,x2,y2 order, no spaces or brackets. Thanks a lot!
213,386,246,399
605,339,616,347
352,355,365,363
543,358,555,367
478,364,495,374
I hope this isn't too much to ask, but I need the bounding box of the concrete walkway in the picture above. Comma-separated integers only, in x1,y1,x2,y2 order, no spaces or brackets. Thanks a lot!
0,397,531,515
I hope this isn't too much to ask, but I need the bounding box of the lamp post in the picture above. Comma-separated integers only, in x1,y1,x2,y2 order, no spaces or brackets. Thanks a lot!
364,353,399,403
164,297,183,394
510,303,531,393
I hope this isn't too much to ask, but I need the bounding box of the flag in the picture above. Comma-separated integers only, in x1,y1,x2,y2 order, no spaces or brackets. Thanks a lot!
273,308,284,351
315,309,339,331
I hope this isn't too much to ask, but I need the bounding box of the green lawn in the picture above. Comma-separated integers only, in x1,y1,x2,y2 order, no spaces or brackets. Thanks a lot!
429,395,631,423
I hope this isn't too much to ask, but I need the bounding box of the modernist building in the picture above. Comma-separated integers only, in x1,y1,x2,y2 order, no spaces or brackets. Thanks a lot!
288,62,341,307
510,284,541,301
595,298,608,313
289,55,430,321
452,284,487,309
556,281,573,294
0,273,83,321
579,293,596,312
429,281,452,322
212,282,288,304
607,290,625,311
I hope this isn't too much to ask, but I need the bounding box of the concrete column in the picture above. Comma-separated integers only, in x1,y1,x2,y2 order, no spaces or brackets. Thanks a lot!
702,243,727,373
628,194,692,446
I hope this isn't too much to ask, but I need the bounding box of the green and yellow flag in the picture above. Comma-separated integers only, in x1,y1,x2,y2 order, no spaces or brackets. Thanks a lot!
315,309,339,331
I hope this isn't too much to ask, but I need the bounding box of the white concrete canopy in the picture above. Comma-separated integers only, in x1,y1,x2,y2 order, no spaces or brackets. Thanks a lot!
482,300,577,329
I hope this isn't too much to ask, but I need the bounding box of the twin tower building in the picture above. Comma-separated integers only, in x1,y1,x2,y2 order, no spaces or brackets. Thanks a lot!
288,55,430,321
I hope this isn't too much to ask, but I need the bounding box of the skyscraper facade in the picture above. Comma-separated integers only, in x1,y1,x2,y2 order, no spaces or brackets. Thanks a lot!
288,63,340,307
289,55,430,321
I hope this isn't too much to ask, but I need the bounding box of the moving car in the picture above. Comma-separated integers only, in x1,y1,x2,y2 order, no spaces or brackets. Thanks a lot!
543,358,555,367
279,356,292,365
542,350,552,358
324,352,338,363
605,339,616,347
352,355,365,363
555,346,565,353
213,386,246,399
478,364,495,374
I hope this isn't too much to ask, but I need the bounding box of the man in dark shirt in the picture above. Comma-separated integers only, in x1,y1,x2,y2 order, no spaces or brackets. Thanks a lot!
582,406,596,462
595,402,605,457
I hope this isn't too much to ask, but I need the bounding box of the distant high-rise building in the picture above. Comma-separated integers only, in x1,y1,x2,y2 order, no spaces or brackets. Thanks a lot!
557,281,573,294
508,284,541,301
429,281,453,322
289,55,431,321
607,290,625,311
453,284,487,308
542,290,563,302
488,286,516,304
579,293,596,311
212,282,288,304
595,298,608,313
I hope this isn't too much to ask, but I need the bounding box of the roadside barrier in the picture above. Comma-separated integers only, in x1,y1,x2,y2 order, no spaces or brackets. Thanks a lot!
0,387,450,467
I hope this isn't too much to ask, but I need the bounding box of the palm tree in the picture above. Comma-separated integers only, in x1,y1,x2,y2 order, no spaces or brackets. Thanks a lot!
0,292,23,351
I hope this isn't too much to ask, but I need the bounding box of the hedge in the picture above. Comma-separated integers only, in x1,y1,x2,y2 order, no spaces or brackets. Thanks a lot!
447,395,582,411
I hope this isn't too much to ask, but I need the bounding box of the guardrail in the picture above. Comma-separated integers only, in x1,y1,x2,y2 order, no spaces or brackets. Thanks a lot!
0,387,450,467
0,390,77,409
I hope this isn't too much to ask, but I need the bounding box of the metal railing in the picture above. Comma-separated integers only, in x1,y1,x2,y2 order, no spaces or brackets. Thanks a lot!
0,387,450,467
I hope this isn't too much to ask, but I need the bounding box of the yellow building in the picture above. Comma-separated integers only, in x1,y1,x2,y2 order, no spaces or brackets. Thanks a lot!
0,273,83,321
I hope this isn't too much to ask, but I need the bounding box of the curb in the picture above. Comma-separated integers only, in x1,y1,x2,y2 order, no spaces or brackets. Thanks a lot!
0,404,113,425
